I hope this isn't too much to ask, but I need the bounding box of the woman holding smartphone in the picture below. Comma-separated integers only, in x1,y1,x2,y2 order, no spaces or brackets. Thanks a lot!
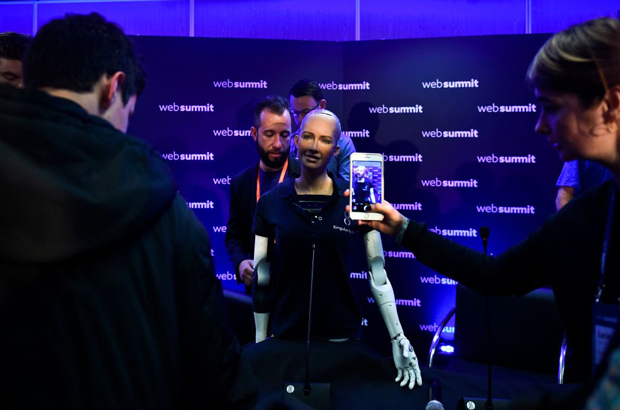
358,17,620,386
251,109,422,389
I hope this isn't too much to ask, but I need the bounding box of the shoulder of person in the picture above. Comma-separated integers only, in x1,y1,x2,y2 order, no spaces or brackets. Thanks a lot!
331,174,349,196
232,162,259,184
258,178,295,206
288,156,301,176
555,180,615,227
338,134,355,149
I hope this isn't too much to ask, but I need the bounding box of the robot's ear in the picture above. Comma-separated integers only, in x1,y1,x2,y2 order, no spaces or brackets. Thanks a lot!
332,145,340,158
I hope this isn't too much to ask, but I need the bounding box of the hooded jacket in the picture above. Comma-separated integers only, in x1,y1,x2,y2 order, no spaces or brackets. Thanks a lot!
0,85,239,409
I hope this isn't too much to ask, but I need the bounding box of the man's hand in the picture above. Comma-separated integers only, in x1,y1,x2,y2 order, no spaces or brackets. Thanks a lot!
392,334,423,389
343,189,407,237
238,259,254,287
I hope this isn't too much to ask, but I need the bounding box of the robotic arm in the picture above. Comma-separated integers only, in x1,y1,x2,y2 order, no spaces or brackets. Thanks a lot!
364,229,423,389
253,235,271,343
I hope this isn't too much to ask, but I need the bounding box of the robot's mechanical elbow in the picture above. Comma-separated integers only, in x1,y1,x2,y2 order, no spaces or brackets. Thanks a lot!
255,261,271,287
365,230,387,286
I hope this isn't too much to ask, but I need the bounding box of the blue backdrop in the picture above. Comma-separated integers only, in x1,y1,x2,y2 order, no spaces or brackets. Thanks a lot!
128,33,561,358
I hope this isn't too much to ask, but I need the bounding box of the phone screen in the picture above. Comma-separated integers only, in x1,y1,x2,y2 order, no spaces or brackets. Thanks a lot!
350,159,383,212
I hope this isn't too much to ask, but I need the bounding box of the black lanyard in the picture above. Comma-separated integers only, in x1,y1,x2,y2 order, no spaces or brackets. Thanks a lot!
595,186,617,303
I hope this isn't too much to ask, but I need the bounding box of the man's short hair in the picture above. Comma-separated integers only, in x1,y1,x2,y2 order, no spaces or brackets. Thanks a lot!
24,13,142,104
0,32,31,61
289,79,324,102
252,95,290,129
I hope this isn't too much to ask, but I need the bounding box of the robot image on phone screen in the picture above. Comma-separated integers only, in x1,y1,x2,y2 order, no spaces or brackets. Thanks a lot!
351,163,382,212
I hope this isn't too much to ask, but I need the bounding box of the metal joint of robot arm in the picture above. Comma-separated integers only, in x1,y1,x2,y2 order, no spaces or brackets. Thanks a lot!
254,235,271,287
253,235,271,342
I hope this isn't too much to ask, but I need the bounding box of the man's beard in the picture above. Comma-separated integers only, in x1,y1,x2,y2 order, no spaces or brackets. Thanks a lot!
257,142,287,169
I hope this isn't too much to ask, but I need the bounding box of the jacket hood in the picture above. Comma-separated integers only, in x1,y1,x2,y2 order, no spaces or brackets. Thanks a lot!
0,85,177,263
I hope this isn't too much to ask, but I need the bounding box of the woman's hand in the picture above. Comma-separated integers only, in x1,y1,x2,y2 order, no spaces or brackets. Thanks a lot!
344,190,407,237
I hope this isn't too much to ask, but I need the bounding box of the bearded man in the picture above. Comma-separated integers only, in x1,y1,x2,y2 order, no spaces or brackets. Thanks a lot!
226,95,300,294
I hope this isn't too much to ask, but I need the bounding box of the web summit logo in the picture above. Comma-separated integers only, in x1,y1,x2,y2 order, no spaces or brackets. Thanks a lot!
421,129,479,139
350,271,369,280
392,202,423,211
420,323,455,334
428,226,478,237
420,275,458,285
216,271,236,281
318,81,370,91
213,79,268,89
159,102,214,112
368,296,421,307
384,250,416,259
420,178,478,188
476,204,536,215
477,154,536,164
477,103,537,113
383,153,423,162
213,128,252,137
186,200,215,209
342,130,370,138
369,104,423,114
161,152,215,161
421,78,479,89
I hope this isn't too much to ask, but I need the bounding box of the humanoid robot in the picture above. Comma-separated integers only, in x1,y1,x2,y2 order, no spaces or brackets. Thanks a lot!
252,229,421,389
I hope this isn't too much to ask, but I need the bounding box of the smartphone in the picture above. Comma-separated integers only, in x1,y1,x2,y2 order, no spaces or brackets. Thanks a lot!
349,152,384,221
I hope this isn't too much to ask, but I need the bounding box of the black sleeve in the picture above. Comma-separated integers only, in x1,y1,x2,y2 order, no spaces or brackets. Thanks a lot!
252,195,272,238
401,217,553,297
173,195,240,409
225,178,250,279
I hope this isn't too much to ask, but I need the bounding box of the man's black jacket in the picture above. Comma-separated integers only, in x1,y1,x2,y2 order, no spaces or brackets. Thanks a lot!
0,85,240,409
225,156,300,293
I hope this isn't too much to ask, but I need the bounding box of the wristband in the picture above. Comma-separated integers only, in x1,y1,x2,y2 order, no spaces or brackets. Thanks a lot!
394,218,410,246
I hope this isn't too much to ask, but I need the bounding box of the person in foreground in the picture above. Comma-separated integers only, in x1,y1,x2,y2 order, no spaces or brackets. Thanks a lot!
352,17,620,385
251,109,422,389
0,32,31,88
0,13,239,408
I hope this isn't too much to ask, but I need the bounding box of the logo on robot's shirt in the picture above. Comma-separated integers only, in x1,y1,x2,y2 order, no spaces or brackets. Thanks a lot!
333,224,355,235
343,211,352,226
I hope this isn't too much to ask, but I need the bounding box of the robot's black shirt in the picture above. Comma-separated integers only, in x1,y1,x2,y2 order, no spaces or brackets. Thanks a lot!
354,179,373,203
253,177,363,340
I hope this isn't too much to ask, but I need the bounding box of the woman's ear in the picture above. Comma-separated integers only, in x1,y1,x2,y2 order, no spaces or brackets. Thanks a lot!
604,85,620,125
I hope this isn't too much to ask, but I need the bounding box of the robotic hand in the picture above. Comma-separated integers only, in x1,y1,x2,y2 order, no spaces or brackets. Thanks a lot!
365,229,423,389
392,333,422,389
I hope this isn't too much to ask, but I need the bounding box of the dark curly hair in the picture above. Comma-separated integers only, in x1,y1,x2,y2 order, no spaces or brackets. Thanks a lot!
0,32,31,61
24,13,144,104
